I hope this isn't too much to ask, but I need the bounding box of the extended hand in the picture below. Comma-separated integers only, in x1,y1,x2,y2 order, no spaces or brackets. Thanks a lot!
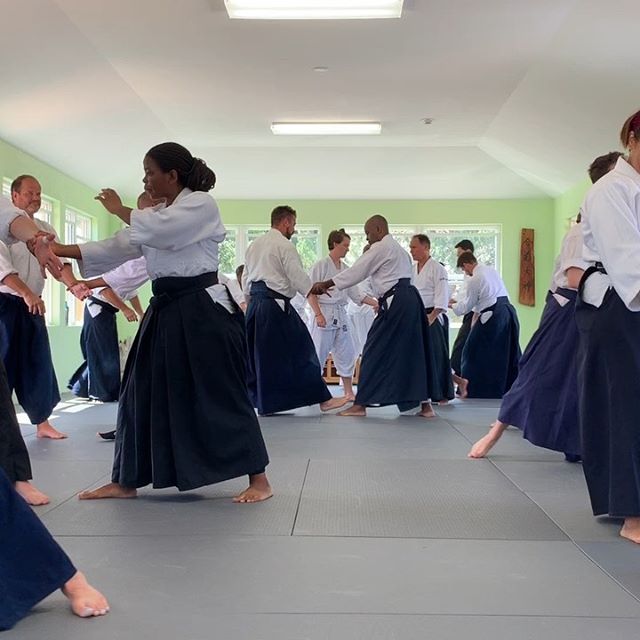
310,281,332,296
123,307,138,322
29,235,64,279
95,188,124,215
68,282,92,301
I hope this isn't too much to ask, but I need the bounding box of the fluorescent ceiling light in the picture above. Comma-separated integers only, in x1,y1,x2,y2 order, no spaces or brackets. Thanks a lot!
225,1,404,20
271,122,382,135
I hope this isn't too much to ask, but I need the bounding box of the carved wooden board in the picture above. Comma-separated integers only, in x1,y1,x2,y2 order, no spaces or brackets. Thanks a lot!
519,228,535,306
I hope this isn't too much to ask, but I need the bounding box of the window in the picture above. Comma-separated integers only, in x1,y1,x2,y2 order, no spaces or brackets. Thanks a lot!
65,208,94,326
291,226,321,270
218,227,238,275
1,178,10,198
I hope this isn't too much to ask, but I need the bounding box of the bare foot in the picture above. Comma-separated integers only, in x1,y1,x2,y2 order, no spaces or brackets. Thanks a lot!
620,517,640,544
337,404,367,417
79,482,137,500
15,481,50,505
233,473,273,503
416,402,436,418
456,378,469,399
438,400,449,406
320,396,350,412
344,393,356,402
62,572,109,618
468,421,508,458
37,421,67,439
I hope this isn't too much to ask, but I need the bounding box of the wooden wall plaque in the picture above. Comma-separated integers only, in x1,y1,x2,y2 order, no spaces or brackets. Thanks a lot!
519,228,535,306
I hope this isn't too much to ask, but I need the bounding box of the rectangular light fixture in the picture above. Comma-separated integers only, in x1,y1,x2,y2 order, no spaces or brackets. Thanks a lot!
225,1,404,20
271,122,382,135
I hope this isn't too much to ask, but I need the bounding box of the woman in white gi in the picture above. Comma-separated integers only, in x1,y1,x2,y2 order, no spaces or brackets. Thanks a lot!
577,110,640,543
51,142,271,503
308,229,378,400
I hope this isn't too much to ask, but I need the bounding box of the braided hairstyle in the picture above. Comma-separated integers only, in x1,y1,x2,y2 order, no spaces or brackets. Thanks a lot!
145,142,216,192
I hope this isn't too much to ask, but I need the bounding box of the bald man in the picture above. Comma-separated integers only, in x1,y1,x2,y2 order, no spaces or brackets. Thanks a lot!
311,215,430,417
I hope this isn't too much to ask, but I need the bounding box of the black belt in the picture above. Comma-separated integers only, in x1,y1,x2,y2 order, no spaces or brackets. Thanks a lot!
378,278,410,313
150,272,218,310
578,262,607,296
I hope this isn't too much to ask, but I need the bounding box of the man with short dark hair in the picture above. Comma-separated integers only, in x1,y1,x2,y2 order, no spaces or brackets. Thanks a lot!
243,205,347,415
450,253,520,398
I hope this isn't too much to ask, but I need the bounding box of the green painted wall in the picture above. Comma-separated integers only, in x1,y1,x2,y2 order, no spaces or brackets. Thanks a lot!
0,137,113,387
554,179,589,252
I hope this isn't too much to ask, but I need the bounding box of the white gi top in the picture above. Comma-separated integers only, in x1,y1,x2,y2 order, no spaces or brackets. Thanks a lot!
581,157,640,311
218,273,245,308
412,258,449,310
309,256,365,306
77,189,236,312
92,256,149,307
0,209,69,297
243,228,311,299
451,264,508,316
549,222,589,292
332,234,412,298
0,196,26,247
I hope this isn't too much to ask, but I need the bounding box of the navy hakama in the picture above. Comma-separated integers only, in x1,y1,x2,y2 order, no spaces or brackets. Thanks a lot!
356,279,429,411
246,281,331,415
0,467,76,630
461,296,521,399
498,288,580,455
113,273,269,490
576,270,640,516
68,298,120,402
0,293,60,425
425,308,455,402
0,360,31,482
450,312,473,375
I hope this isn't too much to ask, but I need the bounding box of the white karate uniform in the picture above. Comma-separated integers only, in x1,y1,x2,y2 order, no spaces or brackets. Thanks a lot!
550,222,589,293
412,258,449,324
308,256,365,377
218,273,245,309
581,157,640,310
242,228,311,301
451,264,508,323
332,234,413,298
77,189,235,313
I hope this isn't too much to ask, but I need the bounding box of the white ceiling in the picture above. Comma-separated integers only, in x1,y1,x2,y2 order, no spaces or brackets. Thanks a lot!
0,0,636,199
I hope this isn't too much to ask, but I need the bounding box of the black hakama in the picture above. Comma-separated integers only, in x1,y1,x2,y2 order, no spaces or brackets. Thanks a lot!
356,279,429,411
0,468,76,630
576,268,640,516
450,311,473,375
499,288,580,456
112,272,269,491
0,360,31,482
424,308,455,402
68,299,121,402
245,281,331,415
461,296,521,399
0,293,60,424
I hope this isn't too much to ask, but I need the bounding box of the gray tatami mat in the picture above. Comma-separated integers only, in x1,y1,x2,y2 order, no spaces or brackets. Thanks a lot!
294,459,567,539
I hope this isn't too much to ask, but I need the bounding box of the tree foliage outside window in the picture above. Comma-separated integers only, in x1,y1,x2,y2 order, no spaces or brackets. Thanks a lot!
218,228,237,275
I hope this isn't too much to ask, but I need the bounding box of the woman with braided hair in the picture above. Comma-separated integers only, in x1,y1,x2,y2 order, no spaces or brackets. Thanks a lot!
51,142,271,503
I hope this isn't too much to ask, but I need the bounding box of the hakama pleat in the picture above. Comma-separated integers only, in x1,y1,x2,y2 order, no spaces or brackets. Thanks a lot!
0,293,59,424
113,273,269,491
499,288,580,455
356,279,429,411
68,299,120,402
461,297,521,399
246,281,332,415
576,282,640,516
424,309,455,402
450,312,473,375
0,359,31,482
0,468,76,630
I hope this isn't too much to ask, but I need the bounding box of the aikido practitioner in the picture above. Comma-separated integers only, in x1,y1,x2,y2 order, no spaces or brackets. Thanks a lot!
308,228,378,401
469,152,621,459
310,215,432,417
50,142,271,503
243,206,348,415
576,109,640,543
410,234,454,408
450,253,521,399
